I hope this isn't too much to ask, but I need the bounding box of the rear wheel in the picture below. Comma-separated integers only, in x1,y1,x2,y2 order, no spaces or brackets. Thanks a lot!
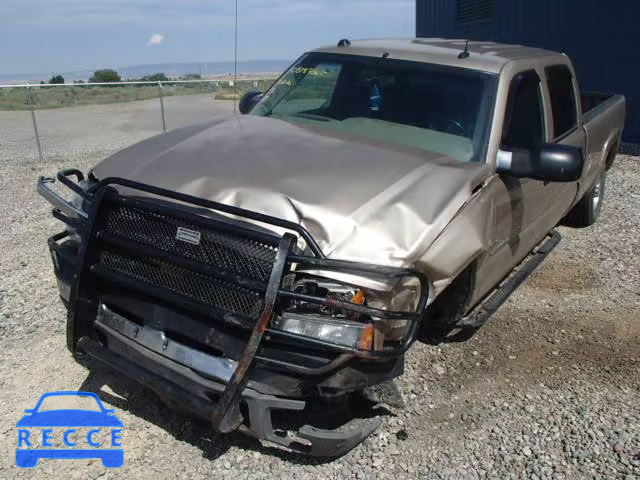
563,170,606,228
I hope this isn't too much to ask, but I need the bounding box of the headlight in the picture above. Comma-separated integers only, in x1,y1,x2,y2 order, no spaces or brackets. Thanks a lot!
275,274,421,351
272,313,374,350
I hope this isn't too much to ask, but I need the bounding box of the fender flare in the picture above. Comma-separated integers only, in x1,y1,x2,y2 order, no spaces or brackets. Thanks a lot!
601,129,622,171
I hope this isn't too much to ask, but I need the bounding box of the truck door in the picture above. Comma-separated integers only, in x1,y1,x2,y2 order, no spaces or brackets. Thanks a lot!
472,66,584,307
471,69,552,305
497,70,558,262
543,64,584,211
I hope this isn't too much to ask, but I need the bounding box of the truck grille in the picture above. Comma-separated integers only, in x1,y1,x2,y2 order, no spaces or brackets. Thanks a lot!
94,197,281,321
103,203,278,282
99,248,265,318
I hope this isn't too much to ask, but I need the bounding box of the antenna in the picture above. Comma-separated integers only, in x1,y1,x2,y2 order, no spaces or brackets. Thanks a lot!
233,0,238,114
458,40,470,59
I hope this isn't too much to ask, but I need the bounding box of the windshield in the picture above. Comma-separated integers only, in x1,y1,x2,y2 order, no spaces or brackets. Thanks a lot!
252,53,497,162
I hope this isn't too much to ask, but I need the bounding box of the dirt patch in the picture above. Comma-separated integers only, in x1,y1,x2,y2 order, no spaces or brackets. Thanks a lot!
527,259,601,292
484,306,640,384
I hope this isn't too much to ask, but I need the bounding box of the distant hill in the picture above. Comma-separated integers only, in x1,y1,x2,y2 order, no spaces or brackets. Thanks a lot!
117,60,289,79
0,60,290,84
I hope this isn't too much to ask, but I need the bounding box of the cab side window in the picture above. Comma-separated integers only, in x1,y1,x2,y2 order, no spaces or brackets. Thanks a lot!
545,65,578,139
502,70,545,150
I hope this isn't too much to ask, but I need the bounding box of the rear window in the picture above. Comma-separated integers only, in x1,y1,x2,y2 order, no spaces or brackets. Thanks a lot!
545,65,578,139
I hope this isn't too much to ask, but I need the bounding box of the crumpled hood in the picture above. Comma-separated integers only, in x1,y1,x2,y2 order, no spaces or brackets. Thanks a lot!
93,115,490,268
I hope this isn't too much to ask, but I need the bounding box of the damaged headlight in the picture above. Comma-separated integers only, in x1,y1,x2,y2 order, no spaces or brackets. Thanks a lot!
273,313,374,350
274,274,422,352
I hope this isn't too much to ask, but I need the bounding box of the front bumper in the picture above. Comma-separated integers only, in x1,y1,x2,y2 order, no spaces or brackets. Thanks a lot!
39,170,428,456
78,306,381,456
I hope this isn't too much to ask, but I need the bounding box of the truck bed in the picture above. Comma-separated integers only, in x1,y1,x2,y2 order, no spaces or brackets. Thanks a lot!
580,91,626,199
581,92,621,122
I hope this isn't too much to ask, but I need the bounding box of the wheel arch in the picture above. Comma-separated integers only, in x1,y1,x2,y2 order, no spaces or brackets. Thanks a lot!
602,130,621,171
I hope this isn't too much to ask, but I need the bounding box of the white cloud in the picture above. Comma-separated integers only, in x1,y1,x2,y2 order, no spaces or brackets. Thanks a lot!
145,33,164,47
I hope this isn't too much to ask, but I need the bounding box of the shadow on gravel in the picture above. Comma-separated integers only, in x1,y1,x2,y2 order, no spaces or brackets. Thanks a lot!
76,358,347,465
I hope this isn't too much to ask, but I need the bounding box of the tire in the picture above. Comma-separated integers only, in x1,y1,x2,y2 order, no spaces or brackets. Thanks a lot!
563,170,606,228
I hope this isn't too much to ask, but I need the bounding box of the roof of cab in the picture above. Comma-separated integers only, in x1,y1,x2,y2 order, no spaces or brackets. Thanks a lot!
312,38,564,74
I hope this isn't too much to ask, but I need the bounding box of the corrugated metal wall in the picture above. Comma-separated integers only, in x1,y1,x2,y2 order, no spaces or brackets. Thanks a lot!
417,0,640,143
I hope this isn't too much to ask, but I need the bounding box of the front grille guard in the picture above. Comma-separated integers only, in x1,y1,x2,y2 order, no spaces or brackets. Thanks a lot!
41,169,429,354
41,169,429,435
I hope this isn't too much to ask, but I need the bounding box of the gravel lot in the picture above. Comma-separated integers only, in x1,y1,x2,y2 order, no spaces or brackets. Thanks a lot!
0,100,638,479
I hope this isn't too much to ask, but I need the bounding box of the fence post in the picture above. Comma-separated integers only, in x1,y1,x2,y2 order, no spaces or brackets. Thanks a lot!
27,86,44,162
158,82,167,133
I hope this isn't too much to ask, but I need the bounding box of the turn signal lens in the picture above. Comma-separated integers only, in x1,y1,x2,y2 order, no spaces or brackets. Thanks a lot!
273,313,374,350
352,289,366,305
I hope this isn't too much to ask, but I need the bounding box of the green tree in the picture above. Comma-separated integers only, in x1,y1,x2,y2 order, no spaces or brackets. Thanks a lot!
140,73,169,82
49,74,65,84
89,69,121,83
139,73,169,82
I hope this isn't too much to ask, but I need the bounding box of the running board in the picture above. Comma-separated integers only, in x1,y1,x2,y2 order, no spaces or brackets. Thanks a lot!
456,230,561,329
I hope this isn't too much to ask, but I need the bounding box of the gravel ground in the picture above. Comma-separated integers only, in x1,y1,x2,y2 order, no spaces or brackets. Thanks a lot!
0,103,638,479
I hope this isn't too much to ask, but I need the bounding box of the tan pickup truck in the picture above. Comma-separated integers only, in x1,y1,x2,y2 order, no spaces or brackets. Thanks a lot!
38,38,625,456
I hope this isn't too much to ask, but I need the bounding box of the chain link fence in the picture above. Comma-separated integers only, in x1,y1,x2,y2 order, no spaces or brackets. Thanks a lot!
0,78,276,163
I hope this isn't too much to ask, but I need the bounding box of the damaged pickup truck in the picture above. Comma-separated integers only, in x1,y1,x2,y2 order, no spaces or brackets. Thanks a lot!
38,38,625,456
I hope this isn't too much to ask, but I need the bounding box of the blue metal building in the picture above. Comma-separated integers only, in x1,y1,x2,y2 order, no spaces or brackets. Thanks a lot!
416,0,640,143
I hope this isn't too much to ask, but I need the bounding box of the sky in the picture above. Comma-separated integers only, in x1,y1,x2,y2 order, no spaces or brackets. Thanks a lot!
0,0,415,75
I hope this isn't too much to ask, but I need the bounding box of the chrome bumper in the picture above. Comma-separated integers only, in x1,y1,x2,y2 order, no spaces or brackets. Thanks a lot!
96,303,238,384
81,306,382,457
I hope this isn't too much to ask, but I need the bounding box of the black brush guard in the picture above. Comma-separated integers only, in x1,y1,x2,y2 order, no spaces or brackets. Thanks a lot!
40,169,429,456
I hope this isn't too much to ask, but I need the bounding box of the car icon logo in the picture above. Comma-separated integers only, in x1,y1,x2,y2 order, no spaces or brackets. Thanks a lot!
15,391,123,468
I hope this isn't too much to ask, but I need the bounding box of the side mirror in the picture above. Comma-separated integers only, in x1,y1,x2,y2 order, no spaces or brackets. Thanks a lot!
496,143,584,182
238,90,263,115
